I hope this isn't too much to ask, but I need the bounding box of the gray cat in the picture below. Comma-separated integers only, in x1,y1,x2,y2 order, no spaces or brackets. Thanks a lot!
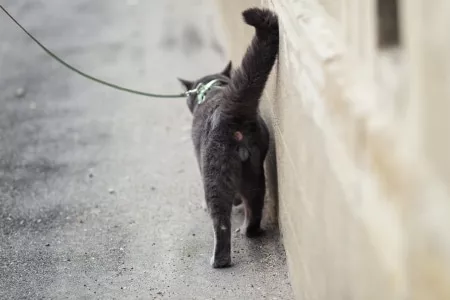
178,8,279,268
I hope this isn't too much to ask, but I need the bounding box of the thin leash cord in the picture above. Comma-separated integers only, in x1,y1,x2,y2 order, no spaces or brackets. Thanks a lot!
0,5,188,98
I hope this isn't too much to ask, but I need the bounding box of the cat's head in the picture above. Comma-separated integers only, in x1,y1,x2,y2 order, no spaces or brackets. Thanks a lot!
178,61,232,113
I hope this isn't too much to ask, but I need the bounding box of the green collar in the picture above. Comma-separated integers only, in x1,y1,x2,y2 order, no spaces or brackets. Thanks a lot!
190,79,223,104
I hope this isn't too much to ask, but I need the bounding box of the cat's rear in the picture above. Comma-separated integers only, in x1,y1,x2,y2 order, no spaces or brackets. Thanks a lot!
183,8,279,268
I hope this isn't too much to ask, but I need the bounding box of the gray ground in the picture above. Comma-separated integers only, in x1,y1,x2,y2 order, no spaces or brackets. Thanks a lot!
0,1,293,299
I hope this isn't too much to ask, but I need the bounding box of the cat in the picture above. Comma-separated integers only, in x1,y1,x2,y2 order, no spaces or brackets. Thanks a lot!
178,7,279,268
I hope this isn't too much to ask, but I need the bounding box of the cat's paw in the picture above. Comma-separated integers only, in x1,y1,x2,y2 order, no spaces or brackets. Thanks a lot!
245,226,265,238
237,225,265,238
210,254,231,269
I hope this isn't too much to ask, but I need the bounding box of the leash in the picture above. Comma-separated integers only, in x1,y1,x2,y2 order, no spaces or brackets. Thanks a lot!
0,5,191,99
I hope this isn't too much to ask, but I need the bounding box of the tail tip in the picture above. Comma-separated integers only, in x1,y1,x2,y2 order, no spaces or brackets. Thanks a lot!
242,8,278,30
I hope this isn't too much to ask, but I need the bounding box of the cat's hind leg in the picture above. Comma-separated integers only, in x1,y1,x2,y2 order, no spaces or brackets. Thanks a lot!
202,148,241,268
240,167,266,238
208,198,232,268
204,177,234,268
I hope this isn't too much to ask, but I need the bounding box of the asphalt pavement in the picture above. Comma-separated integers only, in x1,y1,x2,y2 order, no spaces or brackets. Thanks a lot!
0,1,293,299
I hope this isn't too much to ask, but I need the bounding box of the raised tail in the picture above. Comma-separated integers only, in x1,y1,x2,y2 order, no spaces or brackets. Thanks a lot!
221,8,279,118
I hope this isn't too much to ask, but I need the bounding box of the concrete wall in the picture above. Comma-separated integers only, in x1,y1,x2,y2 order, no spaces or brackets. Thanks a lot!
215,0,450,299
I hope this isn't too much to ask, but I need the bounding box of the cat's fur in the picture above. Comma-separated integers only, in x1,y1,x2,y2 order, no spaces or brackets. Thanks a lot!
178,8,279,268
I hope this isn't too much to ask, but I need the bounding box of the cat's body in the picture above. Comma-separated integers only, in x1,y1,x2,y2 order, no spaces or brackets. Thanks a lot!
179,8,279,268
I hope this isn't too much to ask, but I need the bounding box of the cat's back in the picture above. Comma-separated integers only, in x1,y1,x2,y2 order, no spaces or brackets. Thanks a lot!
191,87,227,128
190,92,226,147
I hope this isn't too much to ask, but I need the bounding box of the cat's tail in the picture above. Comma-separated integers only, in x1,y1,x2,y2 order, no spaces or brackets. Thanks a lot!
220,8,279,119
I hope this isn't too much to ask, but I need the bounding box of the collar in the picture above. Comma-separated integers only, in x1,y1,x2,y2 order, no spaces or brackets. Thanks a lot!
187,79,224,105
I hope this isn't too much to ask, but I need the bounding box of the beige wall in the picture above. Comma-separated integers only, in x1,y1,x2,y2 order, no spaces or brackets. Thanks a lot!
216,0,450,299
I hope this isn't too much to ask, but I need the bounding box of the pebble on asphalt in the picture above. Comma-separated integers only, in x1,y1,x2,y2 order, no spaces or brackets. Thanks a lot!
15,87,26,98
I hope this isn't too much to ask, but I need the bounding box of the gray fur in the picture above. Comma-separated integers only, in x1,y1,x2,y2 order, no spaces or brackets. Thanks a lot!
178,8,279,268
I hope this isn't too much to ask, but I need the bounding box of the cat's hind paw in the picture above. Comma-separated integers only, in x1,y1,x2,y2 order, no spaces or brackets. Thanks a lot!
210,255,232,269
236,224,265,238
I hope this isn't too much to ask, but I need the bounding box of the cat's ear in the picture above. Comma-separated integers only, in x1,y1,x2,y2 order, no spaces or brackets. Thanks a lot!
221,61,232,78
178,78,194,91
